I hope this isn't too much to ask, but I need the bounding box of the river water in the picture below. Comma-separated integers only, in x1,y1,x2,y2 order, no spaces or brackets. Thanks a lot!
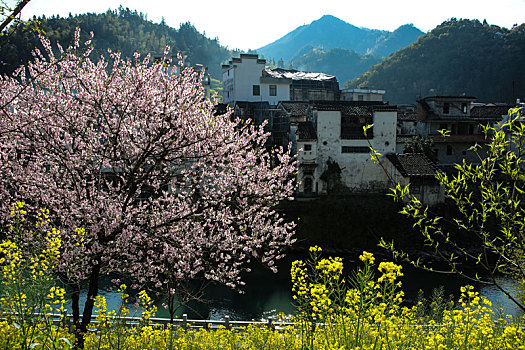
66,252,523,321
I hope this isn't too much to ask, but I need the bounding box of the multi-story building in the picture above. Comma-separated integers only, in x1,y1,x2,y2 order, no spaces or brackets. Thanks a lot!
222,54,340,106
296,101,397,195
416,96,509,166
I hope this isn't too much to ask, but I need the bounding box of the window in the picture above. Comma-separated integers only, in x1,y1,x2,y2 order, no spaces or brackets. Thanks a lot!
269,85,277,96
304,177,313,193
443,103,450,114
304,144,312,151
342,146,369,153
341,115,373,139
446,145,452,155
358,95,364,101
253,85,260,96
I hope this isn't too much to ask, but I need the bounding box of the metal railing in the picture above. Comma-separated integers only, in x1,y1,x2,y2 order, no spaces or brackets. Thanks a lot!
15,311,294,331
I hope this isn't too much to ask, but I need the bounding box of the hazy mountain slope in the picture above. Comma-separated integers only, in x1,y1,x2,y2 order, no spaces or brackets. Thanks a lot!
290,48,382,83
370,24,425,57
0,7,233,79
350,19,525,104
257,15,423,62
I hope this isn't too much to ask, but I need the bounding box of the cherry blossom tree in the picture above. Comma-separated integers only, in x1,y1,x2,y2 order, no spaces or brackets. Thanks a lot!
0,29,296,341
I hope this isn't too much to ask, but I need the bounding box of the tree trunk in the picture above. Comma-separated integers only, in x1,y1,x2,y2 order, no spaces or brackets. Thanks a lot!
74,264,101,349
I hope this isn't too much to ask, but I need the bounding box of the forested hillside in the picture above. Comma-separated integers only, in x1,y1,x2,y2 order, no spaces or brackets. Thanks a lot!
350,19,525,104
0,6,233,79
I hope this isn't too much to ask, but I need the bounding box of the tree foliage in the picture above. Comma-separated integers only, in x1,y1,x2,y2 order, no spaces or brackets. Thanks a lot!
384,106,525,312
0,6,233,79
0,0,35,44
0,29,296,342
351,19,525,104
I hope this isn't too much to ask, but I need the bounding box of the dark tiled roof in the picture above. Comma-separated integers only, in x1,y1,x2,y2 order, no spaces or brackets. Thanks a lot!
397,105,418,121
279,102,309,117
311,101,376,117
470,105,510,121
341,105,373,117
296,122,317,140
264,68,337,82
373,105,397,112
386,153,438,178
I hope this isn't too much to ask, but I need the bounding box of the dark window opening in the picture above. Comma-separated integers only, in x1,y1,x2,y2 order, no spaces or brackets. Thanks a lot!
458,123,468,135
443,103,450,114
269,85,277,96
253,85,260,96
304,144,312,151
446,145,453,156
342,146,369,153
341,116,373,139
304,177,313,193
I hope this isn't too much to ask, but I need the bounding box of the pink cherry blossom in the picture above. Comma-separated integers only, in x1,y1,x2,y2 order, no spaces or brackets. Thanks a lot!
0,28,296,334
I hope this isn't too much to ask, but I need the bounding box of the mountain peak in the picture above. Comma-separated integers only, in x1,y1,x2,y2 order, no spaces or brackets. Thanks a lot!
257,15,423,62
317,15,344,23
312,15,358,29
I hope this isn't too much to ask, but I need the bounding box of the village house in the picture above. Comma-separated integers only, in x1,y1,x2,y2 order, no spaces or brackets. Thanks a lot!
341,88,385,102
295,101,398,195
219,54,451,203
395,104,419,153
222,54,340,106
416,96,509,167
385,153,444,205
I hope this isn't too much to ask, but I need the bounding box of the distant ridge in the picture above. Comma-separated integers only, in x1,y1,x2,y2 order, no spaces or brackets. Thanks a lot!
257,15,424,62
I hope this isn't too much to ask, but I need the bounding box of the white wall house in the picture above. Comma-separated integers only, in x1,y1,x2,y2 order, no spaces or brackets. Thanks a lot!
296,102,397,194
222,54,290,105
222,54,340,106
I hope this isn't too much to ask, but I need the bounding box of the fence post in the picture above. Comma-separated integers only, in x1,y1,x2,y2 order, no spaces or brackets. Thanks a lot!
267,316,274,330
182,314,187,330
311,316,317,333
61,309,69,328
224,315,230,330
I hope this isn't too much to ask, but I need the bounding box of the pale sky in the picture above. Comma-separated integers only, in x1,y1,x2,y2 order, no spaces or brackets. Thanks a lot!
17,0,525,51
